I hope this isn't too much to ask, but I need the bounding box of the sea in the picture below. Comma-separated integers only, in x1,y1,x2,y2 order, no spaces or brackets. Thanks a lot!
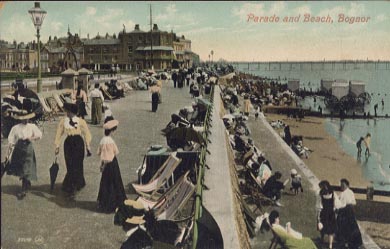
234,62,390,191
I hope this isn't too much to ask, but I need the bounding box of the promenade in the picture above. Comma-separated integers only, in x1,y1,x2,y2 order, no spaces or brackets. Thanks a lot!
1,80,194,249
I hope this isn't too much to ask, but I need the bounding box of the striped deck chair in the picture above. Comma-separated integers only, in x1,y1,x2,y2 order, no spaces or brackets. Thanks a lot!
132,154,182,199
53,93,65,112
46,96,60,116
137,171,190,210
155,177,195,220
101,87,113,100
38,96,55,121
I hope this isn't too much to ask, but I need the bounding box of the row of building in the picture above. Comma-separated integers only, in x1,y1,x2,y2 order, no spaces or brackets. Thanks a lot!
0,24,200,73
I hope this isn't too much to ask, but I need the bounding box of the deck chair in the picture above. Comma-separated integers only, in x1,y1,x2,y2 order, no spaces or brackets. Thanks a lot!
236,191,258,238
53,93,65,112
245,172,275,210
137,171,190,210
46,96,61,116
101,87,113,100
155,177,195,220
38,96,55,121
132,154,182,199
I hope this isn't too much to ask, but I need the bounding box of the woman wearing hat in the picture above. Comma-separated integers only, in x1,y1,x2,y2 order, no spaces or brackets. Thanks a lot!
72,85,88,119
6,112,42,199
54,103,92,195
149,81,160,112
97,118,126,213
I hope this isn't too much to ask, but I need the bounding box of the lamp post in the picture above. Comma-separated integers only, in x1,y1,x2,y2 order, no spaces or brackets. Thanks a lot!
28,2,46,93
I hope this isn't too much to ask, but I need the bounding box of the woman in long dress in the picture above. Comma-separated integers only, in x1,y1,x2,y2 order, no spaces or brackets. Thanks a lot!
89,83,105,125
73,85,88,119
316,180,337,249
150,82,160,112
6,112,42,199
54,103,92,195
97,118,126,213
335,179,363,249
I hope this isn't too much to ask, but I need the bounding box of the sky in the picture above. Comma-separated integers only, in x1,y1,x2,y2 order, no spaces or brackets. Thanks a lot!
0,1,389,62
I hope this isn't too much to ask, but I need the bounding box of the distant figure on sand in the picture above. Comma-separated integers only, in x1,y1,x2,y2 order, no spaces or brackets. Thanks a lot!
356,137,364,158
374,103,378,117
364,133,371,157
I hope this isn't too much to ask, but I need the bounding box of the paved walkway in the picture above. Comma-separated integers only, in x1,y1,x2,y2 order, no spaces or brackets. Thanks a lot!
1,81,195,249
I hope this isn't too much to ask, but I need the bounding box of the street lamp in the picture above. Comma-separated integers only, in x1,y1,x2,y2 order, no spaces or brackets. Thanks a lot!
28,2,46,93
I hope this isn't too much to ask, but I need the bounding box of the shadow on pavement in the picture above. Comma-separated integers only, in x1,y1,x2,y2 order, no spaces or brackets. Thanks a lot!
2,183,98,212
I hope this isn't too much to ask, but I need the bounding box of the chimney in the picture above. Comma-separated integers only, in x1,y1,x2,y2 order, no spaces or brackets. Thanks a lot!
153,24,158,31
135,24,140,31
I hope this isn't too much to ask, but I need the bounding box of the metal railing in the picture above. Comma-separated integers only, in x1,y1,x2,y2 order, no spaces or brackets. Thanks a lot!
192,85,215,249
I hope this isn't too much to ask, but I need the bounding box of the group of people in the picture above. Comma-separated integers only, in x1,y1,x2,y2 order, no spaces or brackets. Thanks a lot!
4,101,126,213
316,179,363,249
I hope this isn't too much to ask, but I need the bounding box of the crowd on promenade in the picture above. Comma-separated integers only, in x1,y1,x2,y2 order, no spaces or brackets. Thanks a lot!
1,65,231,248
221,72,364,249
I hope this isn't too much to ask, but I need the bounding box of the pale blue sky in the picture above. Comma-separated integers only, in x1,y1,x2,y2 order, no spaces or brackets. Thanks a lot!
0,1,389,61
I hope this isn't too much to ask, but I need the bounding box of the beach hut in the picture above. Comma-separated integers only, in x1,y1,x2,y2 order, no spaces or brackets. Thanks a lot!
320,79,334,92
332,80,349,100
349,80,365,96
77,68,92,94
287,79,300,92
60,68,79,90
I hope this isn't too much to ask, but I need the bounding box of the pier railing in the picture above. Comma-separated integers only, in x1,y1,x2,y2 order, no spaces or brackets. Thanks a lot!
192,84,214,249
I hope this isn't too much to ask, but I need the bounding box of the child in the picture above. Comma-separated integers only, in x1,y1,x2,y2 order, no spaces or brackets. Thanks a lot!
97,119,127,213
290,169,303,195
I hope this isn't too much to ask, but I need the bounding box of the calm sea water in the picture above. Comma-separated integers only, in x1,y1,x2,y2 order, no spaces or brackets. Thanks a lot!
235,62,390,191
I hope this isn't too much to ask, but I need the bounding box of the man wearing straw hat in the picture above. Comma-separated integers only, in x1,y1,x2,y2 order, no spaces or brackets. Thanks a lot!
54,102,92,196
5,112,42,199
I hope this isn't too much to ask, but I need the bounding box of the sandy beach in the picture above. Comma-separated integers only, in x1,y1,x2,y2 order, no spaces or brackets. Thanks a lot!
264,113,390,248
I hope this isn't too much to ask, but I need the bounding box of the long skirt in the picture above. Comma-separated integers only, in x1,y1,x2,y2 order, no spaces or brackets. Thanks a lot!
62,135,86,193
91,98,103,124
151,93,159,112
97,157,127,213
76,99,88,118
7,139,37,181
336,205,363,248
320,207,337,235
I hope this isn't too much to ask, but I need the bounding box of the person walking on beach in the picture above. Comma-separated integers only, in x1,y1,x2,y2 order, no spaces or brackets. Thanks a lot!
97,118,127,213
243,95,251,116
89,83,105,125
382,98,384,109
374,103,378,117
364,133,371,157
284,125,292,146
335,179,363,249
356,137,364,158
316,180,337,249
5,113,42,199
55,103,92,196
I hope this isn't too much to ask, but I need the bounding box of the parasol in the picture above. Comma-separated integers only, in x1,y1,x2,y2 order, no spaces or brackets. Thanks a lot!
49,157,59,191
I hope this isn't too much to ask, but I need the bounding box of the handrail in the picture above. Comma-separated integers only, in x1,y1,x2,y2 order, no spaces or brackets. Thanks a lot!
192,84,215,249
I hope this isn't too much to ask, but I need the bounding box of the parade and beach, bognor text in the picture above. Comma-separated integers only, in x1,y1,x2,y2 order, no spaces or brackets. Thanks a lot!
247,13,371,24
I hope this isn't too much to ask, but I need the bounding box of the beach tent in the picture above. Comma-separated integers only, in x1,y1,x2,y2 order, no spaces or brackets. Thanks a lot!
332,80,349,100
287,79,300,92
321,79,334,92
349,80,365,96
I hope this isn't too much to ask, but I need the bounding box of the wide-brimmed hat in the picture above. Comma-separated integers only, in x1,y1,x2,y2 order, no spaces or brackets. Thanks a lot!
63,102,78,114
103,119,119,130
124,199,144,210
291,169,298,175
13,112,35,120
125,216,145,225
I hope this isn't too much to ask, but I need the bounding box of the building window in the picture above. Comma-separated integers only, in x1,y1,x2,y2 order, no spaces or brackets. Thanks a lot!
128,46,133,53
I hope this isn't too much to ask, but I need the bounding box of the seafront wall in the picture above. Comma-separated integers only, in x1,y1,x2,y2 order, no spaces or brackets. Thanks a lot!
203,86,246,249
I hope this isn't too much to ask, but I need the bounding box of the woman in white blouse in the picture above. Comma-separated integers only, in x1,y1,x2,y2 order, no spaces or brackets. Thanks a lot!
335,179,363,248
96,117,126,213
6,112,42,199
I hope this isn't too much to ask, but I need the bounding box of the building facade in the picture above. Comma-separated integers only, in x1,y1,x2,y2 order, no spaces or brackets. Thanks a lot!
0,40,38,72
1,23,198,73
